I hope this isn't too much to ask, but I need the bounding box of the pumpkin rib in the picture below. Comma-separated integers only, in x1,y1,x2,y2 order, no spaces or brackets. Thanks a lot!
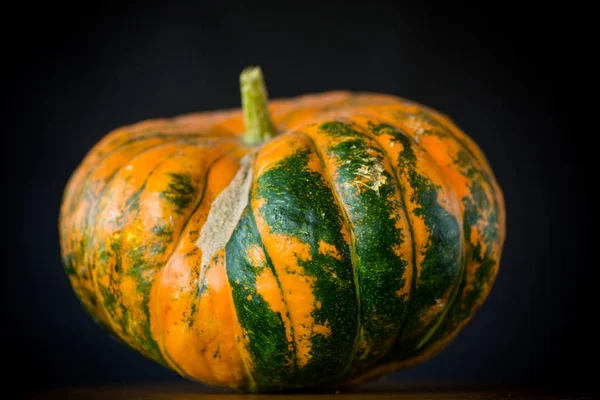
250,132,358,388
343,115,464,358
184,150,257,389
414,252,466,350
88,148,174,359
77,137,209,252
148,150,254,390
298,131,361,378
72,140,192,331
247,202,297,379
160,148,239,286
386,108,504,343
248,144,299,376
358,110,501,361
328,117,420,361
299,123,418,377
225,205,293,390
153,148,239,378
72,136,237,234
84,141,230,361
382,120,464,352
333,117,468,385
352,122,419,355
223,250,258,392
93,142,239,365
61,136,181,255
223,248,258,392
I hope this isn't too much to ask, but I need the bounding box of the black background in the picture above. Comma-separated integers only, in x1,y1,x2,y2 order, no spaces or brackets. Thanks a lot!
8,0,590,394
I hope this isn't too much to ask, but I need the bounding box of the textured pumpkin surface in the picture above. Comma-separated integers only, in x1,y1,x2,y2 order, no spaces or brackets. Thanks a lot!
59,90,505,392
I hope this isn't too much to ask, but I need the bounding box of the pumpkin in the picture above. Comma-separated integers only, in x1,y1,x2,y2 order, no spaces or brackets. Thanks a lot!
59,67,505,392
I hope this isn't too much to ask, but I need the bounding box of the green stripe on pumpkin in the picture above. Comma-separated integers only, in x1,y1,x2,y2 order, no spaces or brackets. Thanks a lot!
310,122,410,371
368,122,463,359
253,146,358,386
225,208,291,390
453,150,499,316
390,109,501,354
425,150,499,346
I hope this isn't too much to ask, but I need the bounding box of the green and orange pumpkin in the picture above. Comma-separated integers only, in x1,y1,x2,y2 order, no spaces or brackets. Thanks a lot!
59,67,505,392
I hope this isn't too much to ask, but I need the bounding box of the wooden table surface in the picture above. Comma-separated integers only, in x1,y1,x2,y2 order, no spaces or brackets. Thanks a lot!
24,382,592,400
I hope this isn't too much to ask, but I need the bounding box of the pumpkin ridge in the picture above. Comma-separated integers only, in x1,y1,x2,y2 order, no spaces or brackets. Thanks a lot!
223,249,257,392
86,142,232,364
153,148,238,375
335,118,466,385
415,252,466,349
313,118,417,372
354,119,463,358
361,117,465,349
71,141,191,330
297,131,361,377
383,108,504,351
423,158,502,347
225,207,293,390
223,252,256,392
250,139,358,388
351,111,498,365
353,121,418,359
247,197,299,372
88,148,174,363
64,134,219,251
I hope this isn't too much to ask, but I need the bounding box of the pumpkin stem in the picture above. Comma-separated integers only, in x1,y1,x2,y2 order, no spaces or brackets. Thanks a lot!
240,66,277,145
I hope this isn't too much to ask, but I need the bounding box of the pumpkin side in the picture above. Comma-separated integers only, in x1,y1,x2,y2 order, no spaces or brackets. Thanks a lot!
336,98,506,386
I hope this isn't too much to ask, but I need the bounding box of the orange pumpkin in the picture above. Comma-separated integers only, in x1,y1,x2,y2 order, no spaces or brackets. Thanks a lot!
59,67,505,392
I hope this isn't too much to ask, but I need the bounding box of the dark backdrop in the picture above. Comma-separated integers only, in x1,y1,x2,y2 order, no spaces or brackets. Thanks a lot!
8,0,589,394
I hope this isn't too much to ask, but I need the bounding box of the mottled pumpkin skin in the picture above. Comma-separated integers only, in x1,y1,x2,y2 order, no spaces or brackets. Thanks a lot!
59,91,505,392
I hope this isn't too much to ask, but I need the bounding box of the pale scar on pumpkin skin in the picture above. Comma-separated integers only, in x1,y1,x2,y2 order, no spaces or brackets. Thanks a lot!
196,153,254,290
